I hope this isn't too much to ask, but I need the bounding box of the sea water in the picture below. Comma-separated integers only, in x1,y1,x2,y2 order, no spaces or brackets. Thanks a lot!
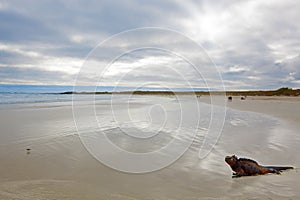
0,84,111,104
0,84,209,104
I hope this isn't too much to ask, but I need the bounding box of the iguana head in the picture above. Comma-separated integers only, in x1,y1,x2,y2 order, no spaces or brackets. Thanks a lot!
225,155,238,167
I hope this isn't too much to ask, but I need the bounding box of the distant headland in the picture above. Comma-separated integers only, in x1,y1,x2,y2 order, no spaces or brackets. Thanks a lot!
61,87,300,96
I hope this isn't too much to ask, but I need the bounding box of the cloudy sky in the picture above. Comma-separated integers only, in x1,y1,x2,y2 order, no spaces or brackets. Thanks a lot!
0,0,299,90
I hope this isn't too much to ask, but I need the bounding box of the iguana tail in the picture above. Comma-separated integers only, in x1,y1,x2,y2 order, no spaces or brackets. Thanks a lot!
264,166,294,171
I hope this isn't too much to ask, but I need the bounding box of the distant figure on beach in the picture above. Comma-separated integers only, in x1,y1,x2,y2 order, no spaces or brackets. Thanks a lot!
228,96,232,101
225,155,293,178
241,96,246,100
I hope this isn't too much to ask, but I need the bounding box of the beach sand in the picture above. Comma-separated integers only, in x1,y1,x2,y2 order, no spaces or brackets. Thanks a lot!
199,95,300,127
0,96,299,200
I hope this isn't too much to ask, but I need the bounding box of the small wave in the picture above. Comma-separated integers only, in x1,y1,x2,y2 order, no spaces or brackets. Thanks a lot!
0,93,113,105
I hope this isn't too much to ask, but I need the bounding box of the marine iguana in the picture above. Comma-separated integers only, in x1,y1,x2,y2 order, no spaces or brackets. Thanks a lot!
225,155,293,177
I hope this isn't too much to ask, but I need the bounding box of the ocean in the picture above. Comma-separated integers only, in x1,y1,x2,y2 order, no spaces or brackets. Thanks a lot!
0,84,208,104
0,84,90,104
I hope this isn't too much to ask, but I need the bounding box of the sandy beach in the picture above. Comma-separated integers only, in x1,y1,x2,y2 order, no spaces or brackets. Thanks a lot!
199,95,300,127
0,95,299,200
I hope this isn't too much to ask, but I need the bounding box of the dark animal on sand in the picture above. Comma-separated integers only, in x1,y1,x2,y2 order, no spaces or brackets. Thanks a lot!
26,148,31,155
225,155,293,178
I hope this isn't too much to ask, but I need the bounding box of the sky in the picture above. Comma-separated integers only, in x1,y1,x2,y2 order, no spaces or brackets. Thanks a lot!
0,0,299,90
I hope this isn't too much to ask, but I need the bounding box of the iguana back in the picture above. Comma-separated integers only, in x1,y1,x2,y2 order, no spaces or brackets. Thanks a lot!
225,155,293,177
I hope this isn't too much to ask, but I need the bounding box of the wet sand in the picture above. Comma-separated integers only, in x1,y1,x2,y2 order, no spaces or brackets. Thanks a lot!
0,96,299,199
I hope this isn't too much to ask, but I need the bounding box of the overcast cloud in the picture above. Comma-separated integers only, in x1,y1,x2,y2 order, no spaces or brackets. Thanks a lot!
0,0,299,90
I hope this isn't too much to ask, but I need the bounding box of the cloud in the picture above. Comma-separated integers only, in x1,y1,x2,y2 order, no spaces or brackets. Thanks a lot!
0,66,75,85
227,65,249,73
0,0,299,89
0,43,82,76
